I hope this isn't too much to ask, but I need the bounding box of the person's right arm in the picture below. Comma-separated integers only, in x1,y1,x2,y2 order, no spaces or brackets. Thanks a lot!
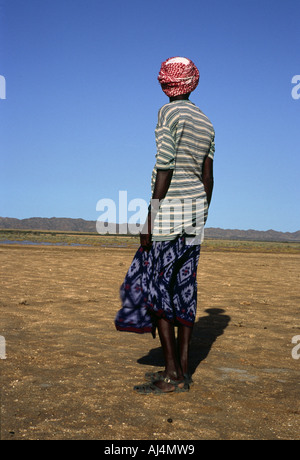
202,156,214,207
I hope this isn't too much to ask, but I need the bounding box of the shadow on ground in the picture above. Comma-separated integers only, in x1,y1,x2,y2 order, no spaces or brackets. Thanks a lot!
137,308,231,375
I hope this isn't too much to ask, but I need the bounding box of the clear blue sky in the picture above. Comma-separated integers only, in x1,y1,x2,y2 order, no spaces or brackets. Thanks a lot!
0,0,299,232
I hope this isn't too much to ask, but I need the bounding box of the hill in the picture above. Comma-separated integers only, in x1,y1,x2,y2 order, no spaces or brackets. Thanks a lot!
0,217,299,242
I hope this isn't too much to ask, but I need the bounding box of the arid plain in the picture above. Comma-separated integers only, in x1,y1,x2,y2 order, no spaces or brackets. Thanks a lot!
0,236,299,440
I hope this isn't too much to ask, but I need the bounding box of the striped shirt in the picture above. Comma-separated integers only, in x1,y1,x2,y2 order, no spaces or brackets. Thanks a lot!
151,100,215,241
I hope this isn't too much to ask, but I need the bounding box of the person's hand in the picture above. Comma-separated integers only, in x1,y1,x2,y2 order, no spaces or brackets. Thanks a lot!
140,213,152,252
139,169,172,252
140,231,152,252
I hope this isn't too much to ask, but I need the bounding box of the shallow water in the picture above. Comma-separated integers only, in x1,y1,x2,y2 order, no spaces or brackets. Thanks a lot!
0,239,137,248
0,240,92,247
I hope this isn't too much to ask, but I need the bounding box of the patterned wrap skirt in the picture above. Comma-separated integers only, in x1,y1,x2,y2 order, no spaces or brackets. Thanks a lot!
115,235,201,336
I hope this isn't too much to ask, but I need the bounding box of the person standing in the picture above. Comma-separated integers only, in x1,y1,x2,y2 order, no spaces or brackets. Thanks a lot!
115,57,215,394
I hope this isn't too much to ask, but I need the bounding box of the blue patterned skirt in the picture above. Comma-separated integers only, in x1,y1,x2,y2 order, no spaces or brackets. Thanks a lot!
115,236,201,336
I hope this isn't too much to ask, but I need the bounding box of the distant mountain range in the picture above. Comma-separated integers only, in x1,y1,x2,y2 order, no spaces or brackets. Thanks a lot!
1,217,299,242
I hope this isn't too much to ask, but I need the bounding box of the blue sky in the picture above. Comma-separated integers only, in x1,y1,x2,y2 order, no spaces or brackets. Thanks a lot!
0,0,299,232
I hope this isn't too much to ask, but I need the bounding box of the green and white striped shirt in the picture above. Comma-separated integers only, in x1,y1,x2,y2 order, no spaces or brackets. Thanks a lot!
151,100,215,241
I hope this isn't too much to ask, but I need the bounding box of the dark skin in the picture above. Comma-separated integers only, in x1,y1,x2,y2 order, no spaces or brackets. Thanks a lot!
140,93,214,392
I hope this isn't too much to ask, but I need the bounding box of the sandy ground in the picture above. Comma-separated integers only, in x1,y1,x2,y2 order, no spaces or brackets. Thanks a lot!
0,244,299,440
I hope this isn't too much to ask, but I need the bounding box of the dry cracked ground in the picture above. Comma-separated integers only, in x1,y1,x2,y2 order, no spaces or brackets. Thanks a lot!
0,244,299,440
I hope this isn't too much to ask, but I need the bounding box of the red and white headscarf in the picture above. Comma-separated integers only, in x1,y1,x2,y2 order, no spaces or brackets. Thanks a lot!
158,57,200,97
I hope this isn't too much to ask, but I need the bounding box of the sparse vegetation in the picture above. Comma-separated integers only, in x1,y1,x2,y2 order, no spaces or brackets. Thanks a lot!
0,229,299,253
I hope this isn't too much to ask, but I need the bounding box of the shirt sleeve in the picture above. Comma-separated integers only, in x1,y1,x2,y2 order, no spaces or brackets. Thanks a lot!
207,131,215,160
155,109,176,170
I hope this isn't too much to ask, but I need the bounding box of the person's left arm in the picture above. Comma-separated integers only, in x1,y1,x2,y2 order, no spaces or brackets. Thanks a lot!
140,169,173,251
140,108,176,250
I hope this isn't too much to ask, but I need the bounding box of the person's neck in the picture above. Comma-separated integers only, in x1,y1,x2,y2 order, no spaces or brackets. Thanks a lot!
169,95,190,102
